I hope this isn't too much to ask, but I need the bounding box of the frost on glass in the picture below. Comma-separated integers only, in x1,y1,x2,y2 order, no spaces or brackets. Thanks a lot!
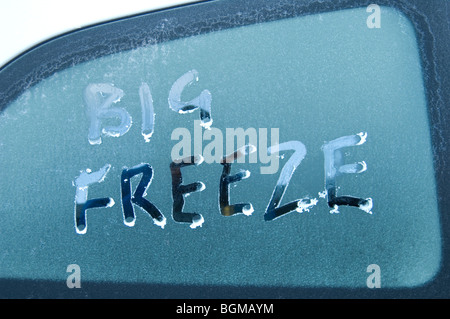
0,6,441,289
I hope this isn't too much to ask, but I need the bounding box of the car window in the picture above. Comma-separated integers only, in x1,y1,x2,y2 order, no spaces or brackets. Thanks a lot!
0,0,448,298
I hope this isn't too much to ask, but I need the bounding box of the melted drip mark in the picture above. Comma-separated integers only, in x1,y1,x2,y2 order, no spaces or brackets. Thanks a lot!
121,164,166,228
322,132,373,214
168,70,212,129
264,141,317,221
200,108,210,127
219,146,255,217
170,155,205,229
73,164,114,234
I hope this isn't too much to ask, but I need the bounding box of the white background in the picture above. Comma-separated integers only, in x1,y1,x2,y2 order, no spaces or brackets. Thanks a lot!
0,0,199,68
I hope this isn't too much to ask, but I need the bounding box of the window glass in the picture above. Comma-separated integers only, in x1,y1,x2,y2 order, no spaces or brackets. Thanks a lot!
0,6,440,288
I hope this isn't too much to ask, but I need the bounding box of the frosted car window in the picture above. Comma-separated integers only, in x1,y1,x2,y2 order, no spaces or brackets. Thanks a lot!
0,1,448,298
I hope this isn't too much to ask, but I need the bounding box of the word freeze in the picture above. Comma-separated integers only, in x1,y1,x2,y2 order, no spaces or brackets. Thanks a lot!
75,70,373,234
73,132,372,234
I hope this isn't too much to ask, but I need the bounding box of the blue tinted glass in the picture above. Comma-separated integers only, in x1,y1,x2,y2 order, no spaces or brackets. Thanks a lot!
0,6,440,288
